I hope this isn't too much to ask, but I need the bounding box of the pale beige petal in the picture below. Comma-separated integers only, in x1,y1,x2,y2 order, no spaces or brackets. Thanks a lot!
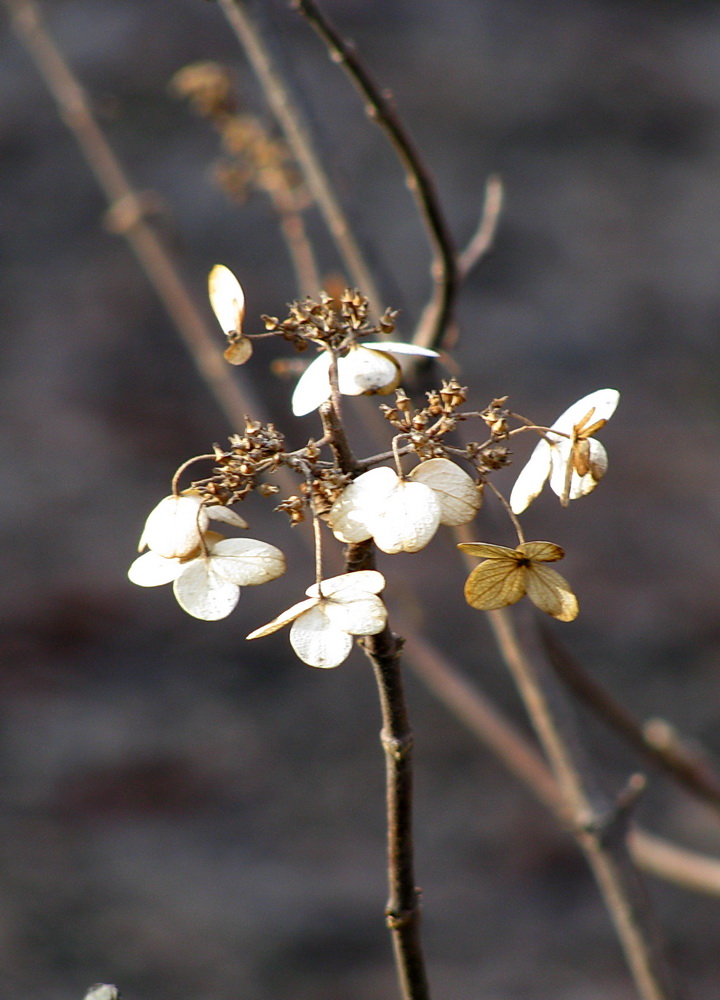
323,594,387,636
291,352,333,416
128,550,184,587
509,438,553,514
289,606,354,668
209,538,286,585
246,596,318,639
139,495,210,559
525,564,579,622
208,264,245,334
337,345,400,395
550,388,620,435
464,559,526,610
206,505,249,529
458,542,518,560
306,569,386,600
517,541,565,563
409,458,481,526
548,439,607,501
327,468,398,543
369,479,441,553
172,559,240,620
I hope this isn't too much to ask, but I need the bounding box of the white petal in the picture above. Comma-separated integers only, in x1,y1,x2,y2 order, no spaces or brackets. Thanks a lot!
208,264,245,334
306,569,386,600
409,458,481,526
367,479,441,554
327,468,399,543
206,506,249,529
139,495,209,559
509,439,553,514
550,388,620,435
172,558,240,620
363,342,440,359
291,353,333,416
246,596,318,639
289,606,354,668
128,550,184,587
323,594,387,636
208,538,286,586
337,345,400,395
548,439,608,501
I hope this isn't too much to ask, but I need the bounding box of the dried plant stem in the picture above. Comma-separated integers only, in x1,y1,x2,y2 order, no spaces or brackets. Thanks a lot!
216,0,382,313
3,0,260,431
489,606,679,1000
292,0,457,353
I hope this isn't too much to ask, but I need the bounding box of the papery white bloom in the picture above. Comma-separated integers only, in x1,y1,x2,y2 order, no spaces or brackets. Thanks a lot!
291,342,439,416
129,533,286,621
510,388,620,514
246,570,387,668
208,264,245,335
328,459,480,554
328,466,441,554
138,494,248,560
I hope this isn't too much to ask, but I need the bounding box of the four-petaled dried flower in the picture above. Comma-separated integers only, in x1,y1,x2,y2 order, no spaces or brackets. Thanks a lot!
208,264,253,365
129,530,286,620
138,494,248,560
458,541,578,621
247,570,387,668
510,388,619,513
291,342,439,416
328,458,480,554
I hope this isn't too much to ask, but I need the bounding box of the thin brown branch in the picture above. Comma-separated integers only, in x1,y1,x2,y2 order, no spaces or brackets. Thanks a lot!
539,621,720,815
292,0,458,352
457,174,504,279
3,0,263,433
216,0,383,313
489,606,679,1000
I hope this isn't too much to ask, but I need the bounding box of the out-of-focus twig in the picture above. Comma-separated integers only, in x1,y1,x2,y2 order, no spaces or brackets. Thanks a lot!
488,606,679,1000
458,174,504,279
292,0,458,353
3,0,262,432
215,0,383,314
539,621,720,815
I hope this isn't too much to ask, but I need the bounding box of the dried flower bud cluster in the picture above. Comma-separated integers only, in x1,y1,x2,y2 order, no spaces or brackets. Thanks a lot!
129,267,621,662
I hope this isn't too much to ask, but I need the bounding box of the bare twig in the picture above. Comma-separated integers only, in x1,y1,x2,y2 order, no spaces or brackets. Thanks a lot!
3,0,262,432
488,606,680,1000
215,0,383,313
458,174,504,279
292,0,457,353
539,621,720,815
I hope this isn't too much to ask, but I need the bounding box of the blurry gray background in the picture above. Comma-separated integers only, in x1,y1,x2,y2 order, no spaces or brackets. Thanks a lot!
2,1,720,997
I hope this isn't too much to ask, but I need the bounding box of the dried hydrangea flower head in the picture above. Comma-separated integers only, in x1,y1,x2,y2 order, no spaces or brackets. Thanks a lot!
247,570,387,668
328,458,481,554
138,493,248,560
510,388,619,513
458,541,578,622
292,341,439,416
129,530,286,620
208,264,253,365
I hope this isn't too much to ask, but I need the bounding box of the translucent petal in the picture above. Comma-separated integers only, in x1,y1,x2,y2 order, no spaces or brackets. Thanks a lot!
548,440,608,501
206,505,249,529
550,388,620,435
327,468,398,544
128,550,184,587
337,346,400,395
525,564,579,621
246,596,318,639
291,353,333,416
517,541,565,563
368,480,441,554
306,569,386,600
458,542,518,560
139,495,209,559
289,606,353,668
208,264,245,334
409,458,481,526
322,594,387,636
509,439,553,514
223,337,253,366
464,560,526,610
363,342,440,359
208,538,286,586
173,559,240,620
